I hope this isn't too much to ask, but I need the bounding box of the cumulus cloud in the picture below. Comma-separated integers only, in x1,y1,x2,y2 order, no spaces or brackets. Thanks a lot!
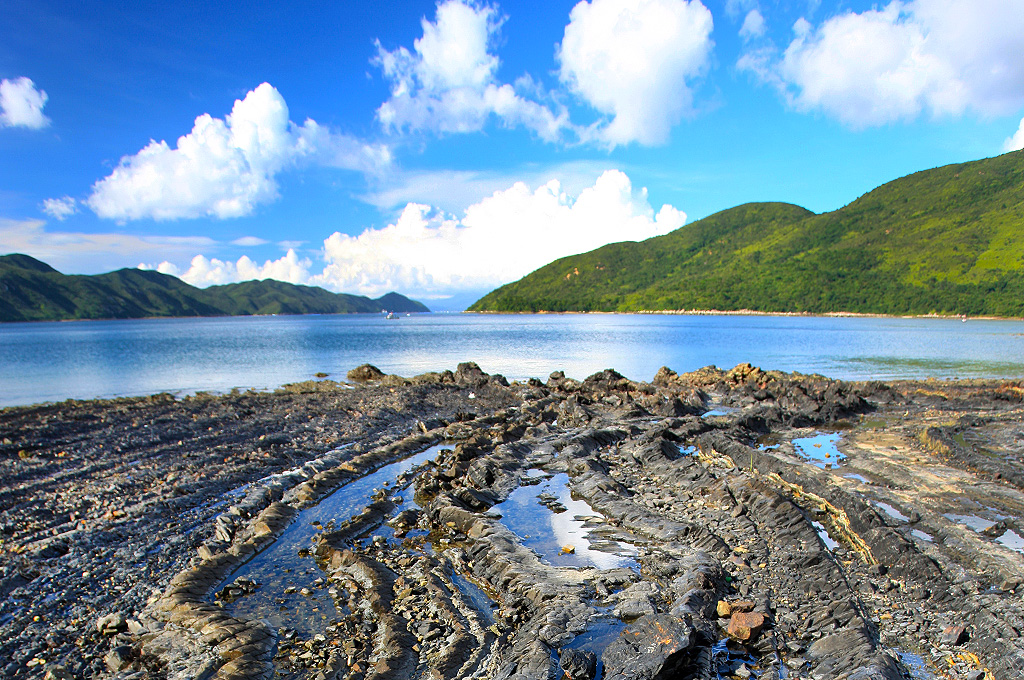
739,9,766,40
154,249,313,287
742,0,1024,128
374,0,569,141
1005,118,1024,153
41,196,78,221
0,218,215,273
152,170,685,300
0,77,50,129
87,83,391,221
558,0,715,147
315,169,684,297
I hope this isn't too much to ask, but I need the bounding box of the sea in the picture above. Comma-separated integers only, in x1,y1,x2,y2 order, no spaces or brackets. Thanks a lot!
2,312,1024,407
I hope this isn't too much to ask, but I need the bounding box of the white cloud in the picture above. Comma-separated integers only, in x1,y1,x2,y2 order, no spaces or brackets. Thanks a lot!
743,0,1024,128
375,0,569,141
151,170,685,299
86,83,390,221
41,196,78,221
1005,118,1024,153
231,236,269,247
740,9,766,40
0,218,215,273
558,0,715,147
0,77,50,129
155,249,313,287
316,169,685,296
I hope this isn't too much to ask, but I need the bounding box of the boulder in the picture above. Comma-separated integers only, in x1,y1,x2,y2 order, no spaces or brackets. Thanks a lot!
727,611,765,642
347,364,385,382
560,648,597,680
454,362,489,387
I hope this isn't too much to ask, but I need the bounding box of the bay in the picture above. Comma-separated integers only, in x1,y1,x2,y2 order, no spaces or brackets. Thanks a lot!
2,312,1024,407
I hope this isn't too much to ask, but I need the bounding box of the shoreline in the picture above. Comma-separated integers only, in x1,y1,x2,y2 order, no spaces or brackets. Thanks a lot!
2,364,1023,678
4,308,1024,325
467,308,1023,321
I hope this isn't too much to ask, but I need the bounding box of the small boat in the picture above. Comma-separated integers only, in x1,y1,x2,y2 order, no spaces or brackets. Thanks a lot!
386,312,399,320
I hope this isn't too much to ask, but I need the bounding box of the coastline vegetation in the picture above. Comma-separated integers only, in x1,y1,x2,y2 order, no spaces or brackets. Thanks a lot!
471,150,1024,317
0,254,429,322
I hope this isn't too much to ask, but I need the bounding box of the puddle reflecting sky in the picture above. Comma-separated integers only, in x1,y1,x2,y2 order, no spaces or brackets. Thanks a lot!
897,650,938,680
876,502,910,522
996,529,1024,554
793,433,845,469
559,612,625,680
494,472,637,570
943,513,998,533
216,443,447,636
701,406,739,418
911,529,934,543
812,520,840,550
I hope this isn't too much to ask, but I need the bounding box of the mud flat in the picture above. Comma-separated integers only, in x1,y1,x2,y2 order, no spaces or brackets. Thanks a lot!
2,363,1023,680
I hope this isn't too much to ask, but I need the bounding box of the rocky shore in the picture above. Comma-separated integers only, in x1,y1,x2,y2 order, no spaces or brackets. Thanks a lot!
2,363,1023,680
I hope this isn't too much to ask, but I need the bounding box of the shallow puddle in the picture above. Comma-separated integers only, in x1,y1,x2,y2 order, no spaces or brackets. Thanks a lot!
494,472,638,570
449,570,497,627
557,612,626,680
942,513,998,533
996,529,1024,554
215,443,448,636
844,473,869,483
702,406,740,419
876,502,910,522
896,650,938,679
911,529,934,543
812,521,840,550
712,638,763,679
792,433,845,469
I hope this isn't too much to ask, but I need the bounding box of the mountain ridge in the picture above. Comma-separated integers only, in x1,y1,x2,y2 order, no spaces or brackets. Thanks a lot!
0,254,429,322
470,150,1024,316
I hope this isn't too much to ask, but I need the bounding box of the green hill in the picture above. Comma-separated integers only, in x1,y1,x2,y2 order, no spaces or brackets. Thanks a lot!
471,150,1024,316
0,255,429,322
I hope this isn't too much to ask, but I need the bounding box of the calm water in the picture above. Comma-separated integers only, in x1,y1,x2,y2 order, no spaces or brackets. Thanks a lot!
3,313,1024,407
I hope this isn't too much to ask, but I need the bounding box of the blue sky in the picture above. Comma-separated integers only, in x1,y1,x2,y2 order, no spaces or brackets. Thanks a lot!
2,0,1023,309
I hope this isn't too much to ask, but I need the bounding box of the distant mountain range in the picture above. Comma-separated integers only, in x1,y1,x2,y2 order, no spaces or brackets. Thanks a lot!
0,254,429,322
471,150,1024,317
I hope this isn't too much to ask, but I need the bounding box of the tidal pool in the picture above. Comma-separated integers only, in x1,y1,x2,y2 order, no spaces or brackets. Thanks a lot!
812,521,840,550
792,433,845,469
876,502,910,522
896,650,938,679
942,514,998,533
996,529,1024,554
557,612,626,680
701,406,740,419
494,472,638,570
215,443,448,636
911,529,934,543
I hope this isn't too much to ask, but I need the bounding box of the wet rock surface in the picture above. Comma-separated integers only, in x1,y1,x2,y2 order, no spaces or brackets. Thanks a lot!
2,363,1023,680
